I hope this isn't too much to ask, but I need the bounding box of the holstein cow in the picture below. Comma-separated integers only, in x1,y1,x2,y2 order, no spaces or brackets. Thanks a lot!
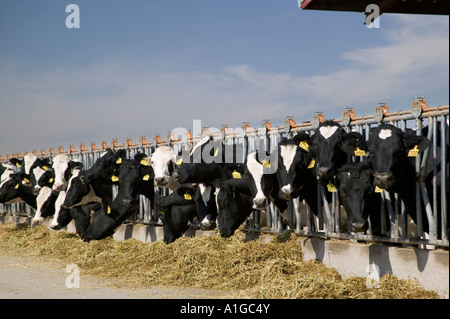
310,120,367,186
150,145,180,190
276,133,319,216
158,184,198,244
245,151,288,229
367,123,433,232
0,171,37,209
214,178,254,238
52,154,83,191
335,160,383,234
10,153,39,177
84,148,127,185
80,155,155,242
176,136,245,230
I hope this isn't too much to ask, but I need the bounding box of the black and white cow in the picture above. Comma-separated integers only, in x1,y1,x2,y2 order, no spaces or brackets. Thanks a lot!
310,120,367,186
0,171,37,209
84,148,127,185
214,178,254,238
10,153,39,177
367,123,432,231
158,184,198,244
245,151,286,211
80,155,155,242
52,154,83,191
276,133,319,216
336,160,383,234
150,145,180,190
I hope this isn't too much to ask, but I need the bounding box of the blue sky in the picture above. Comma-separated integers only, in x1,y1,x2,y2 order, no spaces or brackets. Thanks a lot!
0,1,448,156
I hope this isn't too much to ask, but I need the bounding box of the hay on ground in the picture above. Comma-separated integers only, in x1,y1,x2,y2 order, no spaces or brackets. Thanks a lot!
0,223,438,299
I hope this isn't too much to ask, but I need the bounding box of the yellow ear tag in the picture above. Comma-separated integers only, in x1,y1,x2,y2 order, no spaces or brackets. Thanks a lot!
48,178,54,183
308,159,315,169
15,184,20,189
214,148,219,157
15,163,22,168
262,160,271,168
184,193,192,200
142,174,150,181
23,178,30,183
354,147,366,157
327,181,337,193
375,186,384,193
232,170,242,179
176,158,183,166
111,175,119,182
42,166,49,171
140,159,149,166
159,210,165,215
408,145,419,157
106,206,111,214
299,141,309,151
116,158,122,164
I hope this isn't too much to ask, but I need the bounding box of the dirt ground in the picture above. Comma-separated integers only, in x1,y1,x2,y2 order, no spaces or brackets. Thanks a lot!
0,247,232,299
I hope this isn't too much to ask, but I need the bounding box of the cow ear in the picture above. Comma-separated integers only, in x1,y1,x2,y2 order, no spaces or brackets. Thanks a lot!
10,158,23,168
402,130,431,154
114,149,127,164
341,132,368,155
292,132,311,152
134,152,148,163
69,160,83,171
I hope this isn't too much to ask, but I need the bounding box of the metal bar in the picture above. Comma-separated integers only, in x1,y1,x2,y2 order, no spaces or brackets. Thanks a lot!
441,116,448,241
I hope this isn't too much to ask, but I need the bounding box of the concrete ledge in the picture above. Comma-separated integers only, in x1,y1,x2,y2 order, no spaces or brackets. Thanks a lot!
301,237,449,298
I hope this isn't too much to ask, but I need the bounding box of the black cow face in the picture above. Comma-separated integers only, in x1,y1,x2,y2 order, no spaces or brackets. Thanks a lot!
337,162,376,232
63,169,91,208
84,149,126,185
116,154,154,206
216,179,253,238
311,121,367,185
367,124,430,191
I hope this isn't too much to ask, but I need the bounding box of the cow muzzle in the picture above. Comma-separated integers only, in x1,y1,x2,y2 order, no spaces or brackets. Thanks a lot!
154,176,169,187
374,172,394,190
253,197,269,210
123,198,133,206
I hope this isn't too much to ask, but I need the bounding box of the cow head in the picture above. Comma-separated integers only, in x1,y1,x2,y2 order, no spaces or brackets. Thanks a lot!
52,154,83,191
32,186,58,225
10,153,38,175
311,121,367,185
277,132,315,200
0,172,22,204
115,153,154,206
245,151,278,210
215,179,253,238
367,124,430,191
150,146,178,189
84,149,126,185
63,169,94,208
336,162,377,232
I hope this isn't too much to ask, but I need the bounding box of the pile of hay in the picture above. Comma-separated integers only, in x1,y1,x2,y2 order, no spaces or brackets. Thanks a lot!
0,223,438,299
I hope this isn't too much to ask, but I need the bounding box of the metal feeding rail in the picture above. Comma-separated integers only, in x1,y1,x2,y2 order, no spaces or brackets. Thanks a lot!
1,98,448,248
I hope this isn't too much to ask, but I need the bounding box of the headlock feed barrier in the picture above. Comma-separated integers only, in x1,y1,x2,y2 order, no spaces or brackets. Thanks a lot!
1,97,448,249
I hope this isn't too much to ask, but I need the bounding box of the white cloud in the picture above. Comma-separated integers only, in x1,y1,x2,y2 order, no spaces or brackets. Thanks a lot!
0,15,448,156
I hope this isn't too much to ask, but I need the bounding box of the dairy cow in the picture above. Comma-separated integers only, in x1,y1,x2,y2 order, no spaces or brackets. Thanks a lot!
0,172,37,209
52,154,83,191
158,184,198,244
310,121,367,186
150,146,180,190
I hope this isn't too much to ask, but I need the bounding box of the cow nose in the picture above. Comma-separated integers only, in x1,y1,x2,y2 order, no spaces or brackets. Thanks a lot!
154,177,167,185
351,221,368,232
33,186,41,195
318,166,331,178
280,185,292,199
253,197,268,209
374,172,393,188
123,198,133,206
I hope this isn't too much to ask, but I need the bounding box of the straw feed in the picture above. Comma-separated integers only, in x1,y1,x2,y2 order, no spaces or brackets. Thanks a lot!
0,222,438,299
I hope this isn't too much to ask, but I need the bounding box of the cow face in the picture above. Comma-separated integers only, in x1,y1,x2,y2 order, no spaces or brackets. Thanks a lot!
116,155,154,206
150,146,178,188
277,133,314,200
245,151,278,210
84,149,126,185
311,121,367,184
63,169,96,208
32,186,58,225
336,162,376,232
10,153,38,175
34,168,55,195
158,186,197,244
216,179,253,238
0,172,22,204
367,124,430,191
52,154,83,191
